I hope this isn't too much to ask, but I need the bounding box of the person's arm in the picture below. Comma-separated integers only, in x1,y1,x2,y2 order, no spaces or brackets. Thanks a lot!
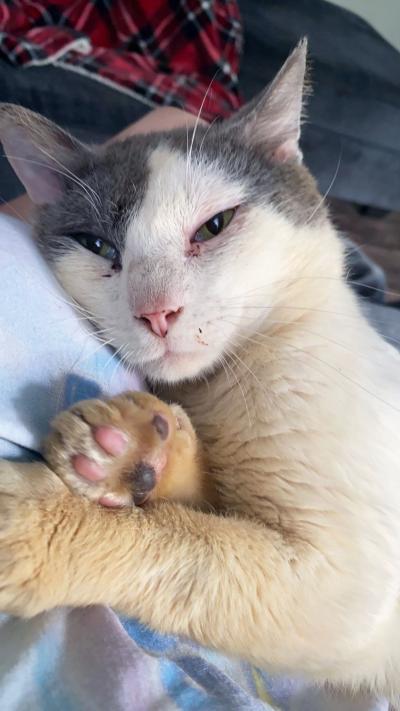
0,107,200,223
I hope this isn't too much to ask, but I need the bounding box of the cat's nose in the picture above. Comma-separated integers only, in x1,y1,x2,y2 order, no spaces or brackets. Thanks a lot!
138,308,181,338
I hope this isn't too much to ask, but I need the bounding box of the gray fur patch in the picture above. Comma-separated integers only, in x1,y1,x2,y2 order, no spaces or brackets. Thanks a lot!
163,123,324,226
35,135,154,261
36,122,325,262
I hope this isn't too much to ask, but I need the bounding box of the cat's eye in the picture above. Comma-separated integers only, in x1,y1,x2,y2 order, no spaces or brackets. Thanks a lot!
72,233,119,262
192,208,236,243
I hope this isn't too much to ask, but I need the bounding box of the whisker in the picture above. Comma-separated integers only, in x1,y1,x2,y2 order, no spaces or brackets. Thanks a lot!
232,329,400,414
198,116,219,156
185,113,190,194
187,69,220,182
221,313,400,364
54,336,115,411
36,144,101,207
109,345,132,388
227,347,270,397
224,352,252,426
10,262,98,318
222,275,400,303
304,148,342,225
218,354,234,394
2,153,102,221
101,342,125,375
222,305,400,350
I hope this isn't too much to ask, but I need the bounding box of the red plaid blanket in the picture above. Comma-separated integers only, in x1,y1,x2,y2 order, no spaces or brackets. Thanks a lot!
0,0,242,119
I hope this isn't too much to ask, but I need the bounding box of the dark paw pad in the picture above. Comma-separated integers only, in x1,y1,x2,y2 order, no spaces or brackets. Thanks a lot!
130,462,157,505
152,414,169,440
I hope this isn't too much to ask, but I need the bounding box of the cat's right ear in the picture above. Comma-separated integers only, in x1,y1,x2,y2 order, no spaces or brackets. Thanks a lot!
223,39,309,164
0,104,91,205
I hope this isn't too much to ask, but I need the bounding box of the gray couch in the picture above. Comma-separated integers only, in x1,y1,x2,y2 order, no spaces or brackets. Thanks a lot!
239,0,400,212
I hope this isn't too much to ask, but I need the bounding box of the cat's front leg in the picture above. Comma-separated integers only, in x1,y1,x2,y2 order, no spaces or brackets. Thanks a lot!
0,458,85,617
0,461,383,683
0,458,156,619
0,460,293,668
0,391,210,619
0,451,290,664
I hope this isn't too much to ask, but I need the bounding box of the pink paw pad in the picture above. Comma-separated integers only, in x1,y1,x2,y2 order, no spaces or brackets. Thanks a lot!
72,426,128,482
94,426,129,455
72,454,106,482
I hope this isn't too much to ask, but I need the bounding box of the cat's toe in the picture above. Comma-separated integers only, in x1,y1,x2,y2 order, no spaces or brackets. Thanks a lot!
93,425,129,455
71,452,109,482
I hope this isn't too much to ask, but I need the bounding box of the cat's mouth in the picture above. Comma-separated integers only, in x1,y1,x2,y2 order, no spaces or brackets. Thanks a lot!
139,340,213,383
147,346,207,372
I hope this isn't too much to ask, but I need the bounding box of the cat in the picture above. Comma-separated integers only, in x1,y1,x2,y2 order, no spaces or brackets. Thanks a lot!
0,39,400,706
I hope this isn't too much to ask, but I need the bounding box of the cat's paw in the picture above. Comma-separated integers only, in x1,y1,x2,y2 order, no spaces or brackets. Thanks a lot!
43,392,197,507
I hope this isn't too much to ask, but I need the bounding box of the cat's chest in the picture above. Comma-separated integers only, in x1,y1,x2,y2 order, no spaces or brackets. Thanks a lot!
164,368,283,475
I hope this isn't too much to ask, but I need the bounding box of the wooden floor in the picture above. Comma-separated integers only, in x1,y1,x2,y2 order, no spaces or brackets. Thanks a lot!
329,198,400,302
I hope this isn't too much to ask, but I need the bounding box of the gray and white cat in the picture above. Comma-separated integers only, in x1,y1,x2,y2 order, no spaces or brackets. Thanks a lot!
0,41,400,706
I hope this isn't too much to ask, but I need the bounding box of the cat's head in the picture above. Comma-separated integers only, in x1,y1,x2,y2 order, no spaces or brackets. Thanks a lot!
0,40,341,384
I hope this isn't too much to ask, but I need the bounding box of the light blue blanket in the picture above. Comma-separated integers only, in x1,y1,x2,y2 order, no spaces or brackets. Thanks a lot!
0,215,387,711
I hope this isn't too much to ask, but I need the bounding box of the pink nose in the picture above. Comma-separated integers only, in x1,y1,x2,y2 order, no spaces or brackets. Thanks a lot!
139,309,181,338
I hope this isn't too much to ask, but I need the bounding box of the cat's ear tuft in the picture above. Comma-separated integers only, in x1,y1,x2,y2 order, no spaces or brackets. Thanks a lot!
225,39,309,164
0,104,91,205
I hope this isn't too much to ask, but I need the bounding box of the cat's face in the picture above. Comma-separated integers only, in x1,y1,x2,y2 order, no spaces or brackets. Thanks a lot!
0,41,333,384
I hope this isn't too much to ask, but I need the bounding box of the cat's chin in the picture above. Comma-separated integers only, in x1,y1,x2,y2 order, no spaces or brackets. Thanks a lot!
142,349,216,385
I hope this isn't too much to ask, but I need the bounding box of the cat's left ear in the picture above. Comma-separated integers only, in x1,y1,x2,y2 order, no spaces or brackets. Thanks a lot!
224,39,308,164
